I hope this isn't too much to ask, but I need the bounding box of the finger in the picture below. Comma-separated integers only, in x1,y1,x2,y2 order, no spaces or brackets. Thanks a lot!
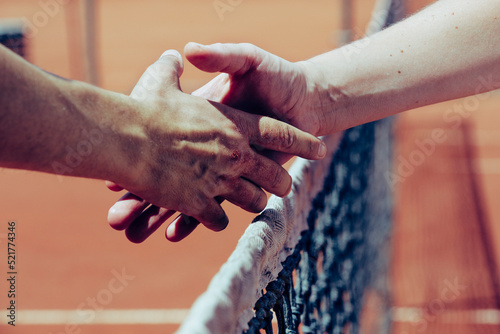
131,49,184,98
157,49,184,83
220,178,268,214
191,199,228,232
125,206,176,244
108,192,150,230
165,195,226,242
105,181,124,192
191,73,230,102
165,214,200,242
254,148,294,166
244,153,293,197
185,42,264,76
245,115,327,160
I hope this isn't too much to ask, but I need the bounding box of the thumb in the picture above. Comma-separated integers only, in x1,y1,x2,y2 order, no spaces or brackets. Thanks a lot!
185,42,263,76
131,50,184,99
157,49,184,78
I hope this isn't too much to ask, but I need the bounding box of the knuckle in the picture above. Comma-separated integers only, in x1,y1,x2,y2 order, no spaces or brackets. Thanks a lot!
308,137,317,158
245,189,265,213
259,119,296,151
229,148,242,163
259,123,273,144
259,119,277,143
271,167,286,193
236,43,259,74
280,126,296,150
227,148,251,172
240,42,256,55
250,190,267,213
241,42,261,58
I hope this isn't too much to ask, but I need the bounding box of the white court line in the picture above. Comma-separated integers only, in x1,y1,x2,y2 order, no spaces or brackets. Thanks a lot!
473,158,500,175
392,307,500,325
472,130,500,146
0,309,189,325
1,307,499,326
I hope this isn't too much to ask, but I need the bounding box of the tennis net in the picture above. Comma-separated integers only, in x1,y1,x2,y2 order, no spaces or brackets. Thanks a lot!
0,19,25,57
177,1,403,333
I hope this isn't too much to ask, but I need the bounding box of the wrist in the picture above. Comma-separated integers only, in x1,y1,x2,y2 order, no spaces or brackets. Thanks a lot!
94,92,149,188
297,51,352,135
54,79,148,186
300,44,403,134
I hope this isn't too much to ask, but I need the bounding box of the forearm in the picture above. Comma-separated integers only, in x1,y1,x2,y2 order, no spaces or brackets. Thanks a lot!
305,0,500,134
0,45,142,182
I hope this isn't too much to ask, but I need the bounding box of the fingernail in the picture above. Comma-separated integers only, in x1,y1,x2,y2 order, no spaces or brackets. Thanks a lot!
160,49,182,59
165,215,182,241
165,224,176,241
189,42,203,48
318,142,327,158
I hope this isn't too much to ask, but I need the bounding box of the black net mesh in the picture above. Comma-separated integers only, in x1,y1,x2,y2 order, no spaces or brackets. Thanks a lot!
0,20,26,57
241,1,406,331
244,118,394,334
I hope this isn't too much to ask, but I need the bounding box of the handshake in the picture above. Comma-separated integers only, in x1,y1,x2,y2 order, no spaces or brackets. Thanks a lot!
105,42,336,243
106,0,500,242
4,0,492,243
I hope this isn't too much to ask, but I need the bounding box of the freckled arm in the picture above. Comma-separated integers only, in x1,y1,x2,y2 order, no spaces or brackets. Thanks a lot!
302,0,500,133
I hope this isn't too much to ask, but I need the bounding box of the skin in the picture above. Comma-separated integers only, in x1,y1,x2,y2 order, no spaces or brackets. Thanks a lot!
0,46,326,235
109,0,500,242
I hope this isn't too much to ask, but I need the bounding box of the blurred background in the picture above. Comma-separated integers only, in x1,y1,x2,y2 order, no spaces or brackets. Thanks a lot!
2,0,500,333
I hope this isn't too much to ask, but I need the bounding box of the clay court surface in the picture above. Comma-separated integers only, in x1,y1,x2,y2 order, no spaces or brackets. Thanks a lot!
1,0,500,333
